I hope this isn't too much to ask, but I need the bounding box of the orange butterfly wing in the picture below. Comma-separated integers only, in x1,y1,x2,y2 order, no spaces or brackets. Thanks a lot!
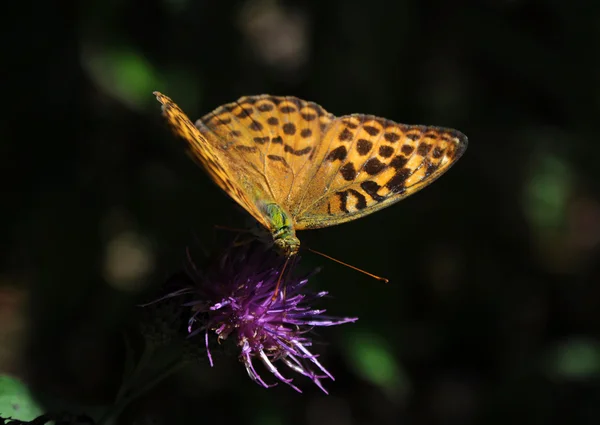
290,115,468,229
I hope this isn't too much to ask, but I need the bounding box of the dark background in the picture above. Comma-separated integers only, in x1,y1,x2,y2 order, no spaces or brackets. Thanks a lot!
2,0,600,424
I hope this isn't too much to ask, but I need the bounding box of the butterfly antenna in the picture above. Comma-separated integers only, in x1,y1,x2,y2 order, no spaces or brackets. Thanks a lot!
272,255,292,301
307,248,389,283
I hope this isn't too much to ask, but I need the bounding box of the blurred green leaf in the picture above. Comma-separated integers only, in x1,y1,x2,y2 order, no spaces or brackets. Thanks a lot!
344,331,409,397
545,338,600,381
0,375,44,421
84,45,162,110
524,151,573,229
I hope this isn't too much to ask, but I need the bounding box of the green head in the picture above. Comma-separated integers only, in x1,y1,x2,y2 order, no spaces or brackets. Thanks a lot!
264,203,300,256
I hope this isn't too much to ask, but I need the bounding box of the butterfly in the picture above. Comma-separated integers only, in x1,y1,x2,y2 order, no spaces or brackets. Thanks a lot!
154,92,468,257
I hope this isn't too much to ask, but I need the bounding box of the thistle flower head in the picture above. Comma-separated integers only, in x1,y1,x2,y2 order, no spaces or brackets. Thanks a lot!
166,242,357,394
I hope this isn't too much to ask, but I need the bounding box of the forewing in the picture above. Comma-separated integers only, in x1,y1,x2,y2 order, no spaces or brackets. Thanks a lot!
197,95,334,209
154,92,273,229
292,114,468,229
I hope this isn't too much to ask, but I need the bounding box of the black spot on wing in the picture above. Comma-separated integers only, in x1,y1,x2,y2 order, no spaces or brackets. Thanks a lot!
249,121,264,131
326,146,347,161
417,143,432,156
361,181,386,202
267,154,289,167
384,132,400,143
213,116,232,126
337,191,349,213
348,189,367,210
401,145,414,155
258,103,274,112
338,128,353,141
379,145,394,158
282,123,297,135
425,162,439,177
284,145,312,156
235,145,257,153
386,168,411,193
340,163,356,181
356,139,373,155
280,106,297,113
363,125,380,136
364,158,387,175
390,156,408,170
300,128,312,138
236,106,253,118
254,136,270,144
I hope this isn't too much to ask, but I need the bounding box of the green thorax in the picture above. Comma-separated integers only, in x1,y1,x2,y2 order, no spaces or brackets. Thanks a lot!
264,203,300,256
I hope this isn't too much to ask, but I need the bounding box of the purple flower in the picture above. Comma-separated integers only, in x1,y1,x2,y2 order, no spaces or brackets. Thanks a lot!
163,242,357,394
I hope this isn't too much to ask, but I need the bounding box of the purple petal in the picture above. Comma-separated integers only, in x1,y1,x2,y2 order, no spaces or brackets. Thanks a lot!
258,350,302,393
292,340,335,381
205,331,214,367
